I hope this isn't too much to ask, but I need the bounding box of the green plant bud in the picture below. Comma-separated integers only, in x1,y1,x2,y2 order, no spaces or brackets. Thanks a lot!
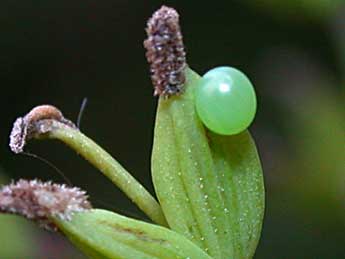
151,68,265,259
53,209,213,259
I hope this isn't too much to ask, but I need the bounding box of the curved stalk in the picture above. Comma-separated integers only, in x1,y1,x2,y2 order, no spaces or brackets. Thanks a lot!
42,124,168,226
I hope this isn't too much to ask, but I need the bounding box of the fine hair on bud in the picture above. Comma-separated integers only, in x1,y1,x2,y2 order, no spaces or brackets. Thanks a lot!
0,179,91,230
144,5,187,97
9,105,77,154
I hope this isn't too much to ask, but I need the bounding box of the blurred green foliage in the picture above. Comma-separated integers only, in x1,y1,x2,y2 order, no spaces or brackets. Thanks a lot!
0,0,344,258
0,172,36,258
244,0,344,21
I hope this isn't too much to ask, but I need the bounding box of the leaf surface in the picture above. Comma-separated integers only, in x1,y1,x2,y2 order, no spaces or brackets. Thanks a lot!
151,68,265,259
54,209,213,259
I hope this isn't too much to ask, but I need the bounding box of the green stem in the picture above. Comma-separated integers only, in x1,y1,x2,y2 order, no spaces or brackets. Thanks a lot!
42,123,168,226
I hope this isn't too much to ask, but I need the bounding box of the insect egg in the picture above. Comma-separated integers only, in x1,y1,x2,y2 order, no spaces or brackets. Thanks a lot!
194,66,257,135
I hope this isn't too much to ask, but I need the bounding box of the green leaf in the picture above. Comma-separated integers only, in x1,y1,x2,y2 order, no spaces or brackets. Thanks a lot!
0,173,36,258
151,68,265,259
53,209,213,259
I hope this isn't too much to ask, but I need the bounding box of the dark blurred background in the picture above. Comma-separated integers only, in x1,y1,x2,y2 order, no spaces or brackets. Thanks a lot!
0,0,344,258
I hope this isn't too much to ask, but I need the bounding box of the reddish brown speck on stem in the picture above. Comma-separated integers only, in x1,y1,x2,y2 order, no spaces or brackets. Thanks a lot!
25,105,65,123
9,105,76,154
144,6,187,97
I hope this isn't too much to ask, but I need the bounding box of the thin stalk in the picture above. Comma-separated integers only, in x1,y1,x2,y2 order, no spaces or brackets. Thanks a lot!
42,123,168,226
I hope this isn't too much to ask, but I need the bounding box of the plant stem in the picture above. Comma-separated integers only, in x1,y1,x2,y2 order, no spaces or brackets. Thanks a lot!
42,123,168,226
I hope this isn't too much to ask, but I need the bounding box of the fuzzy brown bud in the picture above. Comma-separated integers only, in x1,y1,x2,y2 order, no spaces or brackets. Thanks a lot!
144,6,186,97
0,179,91,230
9,105,77,154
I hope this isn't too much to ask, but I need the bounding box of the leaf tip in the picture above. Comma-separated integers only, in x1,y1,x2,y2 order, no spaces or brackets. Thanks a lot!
9,105,76,154
144,6,187,97
0,179,91,230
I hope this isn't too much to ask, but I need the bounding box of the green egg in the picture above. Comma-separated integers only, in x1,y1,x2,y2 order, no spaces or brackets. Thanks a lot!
195,66,257,135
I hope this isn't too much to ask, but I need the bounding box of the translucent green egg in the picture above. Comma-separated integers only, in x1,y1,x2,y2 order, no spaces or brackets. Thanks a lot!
195,66,257,135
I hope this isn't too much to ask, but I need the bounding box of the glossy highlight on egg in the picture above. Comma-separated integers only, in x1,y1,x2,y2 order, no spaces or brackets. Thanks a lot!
195,66,257,135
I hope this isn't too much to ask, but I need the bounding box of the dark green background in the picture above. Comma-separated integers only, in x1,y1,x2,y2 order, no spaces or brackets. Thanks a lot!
0,1,344,258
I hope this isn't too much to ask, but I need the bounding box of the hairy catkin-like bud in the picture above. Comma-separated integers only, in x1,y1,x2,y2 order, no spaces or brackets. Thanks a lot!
9,105,77,154
0,179,91,230
144,6,186,97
